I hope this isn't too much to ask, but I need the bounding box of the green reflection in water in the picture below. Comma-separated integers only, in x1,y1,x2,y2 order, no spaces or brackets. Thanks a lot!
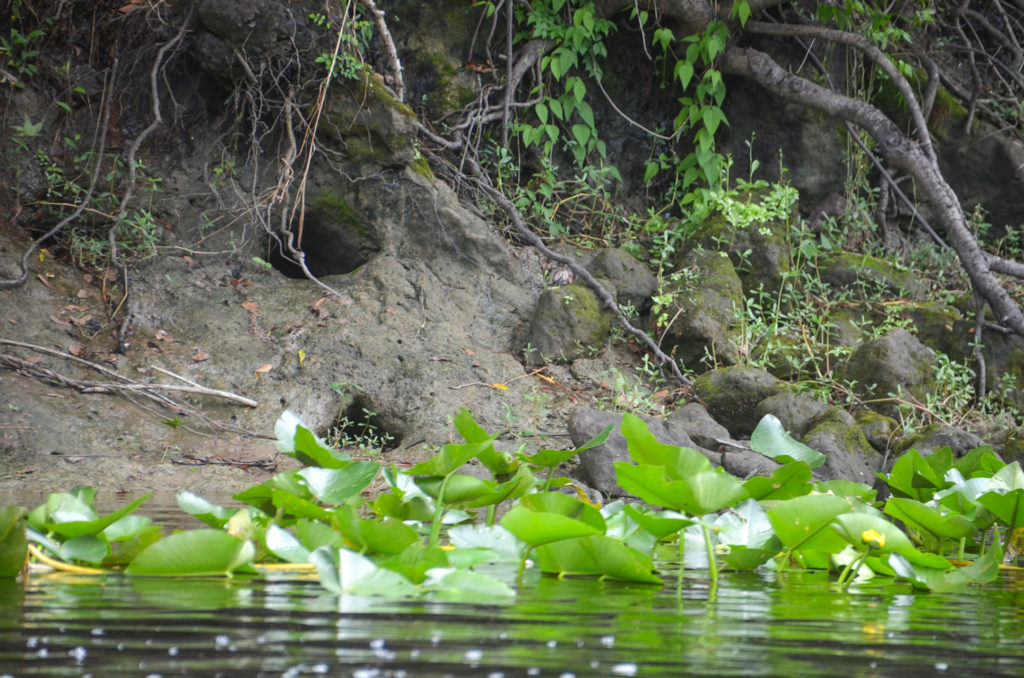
2,569,1024,676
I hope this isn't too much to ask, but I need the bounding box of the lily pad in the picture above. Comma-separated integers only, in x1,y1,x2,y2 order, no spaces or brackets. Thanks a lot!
0,506,28,577
126,530,256,576
750,414,826,468
767,494,856,553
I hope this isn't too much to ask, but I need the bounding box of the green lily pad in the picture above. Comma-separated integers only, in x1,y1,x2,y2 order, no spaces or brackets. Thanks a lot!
264,524,311,563
309,546,417,596
889,545,1001,592
299,461,381,504
408,440,491,477
275,411,350,467
424,567,516,600
175,491,237,528
332,505,419,556
533,534,662,584
621,413,711,479
623,504,693,541
416,474,495,504
126,530,255,576
38,491,152,540
767,494,856,553
978,488,1024,532
884,497,979,541
744,461,813,500
750,414,826,468
500,505,602,547
234,470,311,513
453,408,515,477
0,506,28,577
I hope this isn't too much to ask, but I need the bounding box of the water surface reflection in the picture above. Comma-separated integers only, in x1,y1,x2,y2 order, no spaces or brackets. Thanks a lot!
2,569,1023,677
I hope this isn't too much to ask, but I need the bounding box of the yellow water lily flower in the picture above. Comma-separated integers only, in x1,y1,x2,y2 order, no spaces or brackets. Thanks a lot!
861,529,885,550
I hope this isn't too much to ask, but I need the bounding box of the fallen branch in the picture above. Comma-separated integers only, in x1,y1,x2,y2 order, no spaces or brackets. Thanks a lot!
0,340,259,409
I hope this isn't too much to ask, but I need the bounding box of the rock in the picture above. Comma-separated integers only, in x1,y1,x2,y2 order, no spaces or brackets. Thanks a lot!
522,283,613,366
685,185,794,294
815,252,927,301
895,423,986,458
839,328,938,418
855,410,899,454
692,366,784,437
192,0,311,80
667,401,731,450
900,301,963,358
755,389,830,437
803,408,883,483
657,249,744,369
321,75,419,169
585,248,657,311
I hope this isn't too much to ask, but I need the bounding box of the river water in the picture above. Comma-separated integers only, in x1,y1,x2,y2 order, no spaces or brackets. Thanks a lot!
3,565,1024,678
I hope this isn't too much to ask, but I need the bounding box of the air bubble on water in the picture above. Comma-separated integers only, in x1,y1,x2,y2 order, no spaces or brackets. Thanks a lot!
464,649,483,662
214,634,231,649
68,646,87,661
611,663,638,676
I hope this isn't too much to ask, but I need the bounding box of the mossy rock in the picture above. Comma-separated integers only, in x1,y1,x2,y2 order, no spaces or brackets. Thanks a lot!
523,283,613,366
803,408,882,483
826,306,868,348
692,366,784,437
839,328,938,418
585,248,656,311
815,252,926,301
895,424,985,458
750,332,815,381
658,250,743,369
898,301,963,358
1001,436,1024,466
685,186,793,294
321,71,418,168
383,1,484,119
855,410,899,454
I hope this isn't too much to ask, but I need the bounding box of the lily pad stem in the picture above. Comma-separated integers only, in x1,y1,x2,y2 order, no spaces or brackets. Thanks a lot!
428,474,452,547
702,523,718,582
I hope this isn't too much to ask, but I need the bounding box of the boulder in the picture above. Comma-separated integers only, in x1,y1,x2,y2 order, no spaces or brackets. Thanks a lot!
692,366,784,437
803,408,883,483
755,389,830,437
656,249,744,369
839,328,938,418
855,410,899,455
585,248,657,311
815,252,927,301
895,423,986,458
522,283,613,366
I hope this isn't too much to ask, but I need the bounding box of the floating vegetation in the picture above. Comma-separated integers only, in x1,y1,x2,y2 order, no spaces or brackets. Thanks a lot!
2,409,1020,594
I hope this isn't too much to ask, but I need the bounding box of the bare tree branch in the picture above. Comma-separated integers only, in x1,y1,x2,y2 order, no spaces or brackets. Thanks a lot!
743,20,937,164
720,45,1024,335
